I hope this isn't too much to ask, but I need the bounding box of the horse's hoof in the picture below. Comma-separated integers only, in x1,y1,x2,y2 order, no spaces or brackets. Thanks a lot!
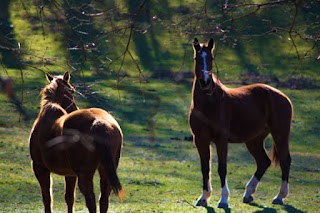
217,202,229,209
243,195,254,204
272,198,284,205
195,199,208,207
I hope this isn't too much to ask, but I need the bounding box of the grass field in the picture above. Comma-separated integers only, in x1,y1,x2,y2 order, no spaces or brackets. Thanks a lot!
0,76,319,212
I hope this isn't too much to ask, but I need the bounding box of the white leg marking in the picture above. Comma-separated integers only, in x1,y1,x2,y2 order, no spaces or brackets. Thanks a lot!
198,189,212,201
195,180,212,206
244,175,259,198
199,180,212,200
207,179,212,194
272,181,289,205
219,180,230,205
275,181,289,200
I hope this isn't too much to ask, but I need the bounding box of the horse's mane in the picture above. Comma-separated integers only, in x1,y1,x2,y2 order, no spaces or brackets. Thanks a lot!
40,79,59,108
40,75,75,108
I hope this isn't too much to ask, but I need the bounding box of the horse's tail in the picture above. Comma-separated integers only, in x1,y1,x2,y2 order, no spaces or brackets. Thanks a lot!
92,124,124,199
271,142,280,166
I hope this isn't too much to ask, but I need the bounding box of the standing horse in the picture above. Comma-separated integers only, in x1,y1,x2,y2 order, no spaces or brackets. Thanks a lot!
29,72,124,213
189,38,292,208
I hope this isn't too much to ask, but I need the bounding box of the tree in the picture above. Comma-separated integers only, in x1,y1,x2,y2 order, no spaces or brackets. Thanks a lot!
1,0,319,89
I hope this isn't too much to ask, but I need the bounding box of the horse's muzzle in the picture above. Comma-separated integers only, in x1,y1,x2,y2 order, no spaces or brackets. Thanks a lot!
199,78,212,90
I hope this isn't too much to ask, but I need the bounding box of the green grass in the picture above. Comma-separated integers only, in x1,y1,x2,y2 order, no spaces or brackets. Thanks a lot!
1,1,319,212
0,77,319,212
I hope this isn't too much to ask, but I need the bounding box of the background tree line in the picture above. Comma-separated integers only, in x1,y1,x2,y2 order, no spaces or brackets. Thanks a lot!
0,0,319,88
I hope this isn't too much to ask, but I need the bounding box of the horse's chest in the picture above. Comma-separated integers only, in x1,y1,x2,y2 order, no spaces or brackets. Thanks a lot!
189,107,226,138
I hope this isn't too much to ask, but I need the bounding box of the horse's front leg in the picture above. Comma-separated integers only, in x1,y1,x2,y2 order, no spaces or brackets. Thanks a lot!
32,162,52,213
194,135,212,207
215,141,229,209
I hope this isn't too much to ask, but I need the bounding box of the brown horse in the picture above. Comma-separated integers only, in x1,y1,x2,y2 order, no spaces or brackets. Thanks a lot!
189,38,292,208
29,72,124,213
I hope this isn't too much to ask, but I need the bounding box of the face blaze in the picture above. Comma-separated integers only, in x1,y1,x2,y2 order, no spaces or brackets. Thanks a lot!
201,51,209,82
193,38,215,90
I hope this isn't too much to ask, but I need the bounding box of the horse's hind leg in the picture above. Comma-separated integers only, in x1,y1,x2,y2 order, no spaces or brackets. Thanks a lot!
78,173,96,213
65,176,77,213
98,166,112,213
271,132,291,205
32,162,52,213
243,133,271,204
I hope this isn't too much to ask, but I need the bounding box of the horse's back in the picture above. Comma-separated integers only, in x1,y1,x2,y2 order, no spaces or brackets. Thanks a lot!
63,108,122,136
62,108,123,153
228,83,292,113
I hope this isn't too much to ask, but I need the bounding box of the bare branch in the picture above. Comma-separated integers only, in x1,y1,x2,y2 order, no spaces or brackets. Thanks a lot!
288,2,300,60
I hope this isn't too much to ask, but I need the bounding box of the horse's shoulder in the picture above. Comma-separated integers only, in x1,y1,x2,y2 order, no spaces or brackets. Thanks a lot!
225,84,271,97
29,119,40,141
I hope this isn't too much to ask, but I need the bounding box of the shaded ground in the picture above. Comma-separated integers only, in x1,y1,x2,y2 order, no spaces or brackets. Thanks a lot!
152,70,320,89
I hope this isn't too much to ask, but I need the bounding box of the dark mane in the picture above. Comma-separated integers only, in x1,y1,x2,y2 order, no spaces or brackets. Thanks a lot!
40,75,76,113
40,80,58,108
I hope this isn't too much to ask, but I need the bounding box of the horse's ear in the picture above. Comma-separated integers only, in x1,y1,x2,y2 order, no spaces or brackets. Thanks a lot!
45,73,54,82
193,38,200,53
208,38,215,55
63,72,71,82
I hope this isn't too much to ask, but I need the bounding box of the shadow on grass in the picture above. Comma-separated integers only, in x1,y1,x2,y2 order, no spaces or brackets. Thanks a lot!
250,203,277,213
205,206,216,213
284,204,305,213
249,203,304,213
205,206,231,213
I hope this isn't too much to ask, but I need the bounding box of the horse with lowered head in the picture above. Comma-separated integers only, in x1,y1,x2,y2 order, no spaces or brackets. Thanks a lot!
189,38,293,208
29,72,124,213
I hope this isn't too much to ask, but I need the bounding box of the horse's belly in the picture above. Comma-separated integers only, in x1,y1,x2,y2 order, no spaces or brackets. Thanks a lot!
43,158,76,176
40,149,76,175
42,146,100,176
229,122,269,143
49,166,77,176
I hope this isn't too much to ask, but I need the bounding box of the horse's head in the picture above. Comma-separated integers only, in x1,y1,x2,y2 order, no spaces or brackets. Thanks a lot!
193,38,215,91
43,72,78,113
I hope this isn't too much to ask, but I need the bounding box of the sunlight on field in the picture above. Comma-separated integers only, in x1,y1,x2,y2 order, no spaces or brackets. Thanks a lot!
1,0,319,212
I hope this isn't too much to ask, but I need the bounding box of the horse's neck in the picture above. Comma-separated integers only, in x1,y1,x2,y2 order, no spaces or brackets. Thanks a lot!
39,103,66,127
192,77,225,109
